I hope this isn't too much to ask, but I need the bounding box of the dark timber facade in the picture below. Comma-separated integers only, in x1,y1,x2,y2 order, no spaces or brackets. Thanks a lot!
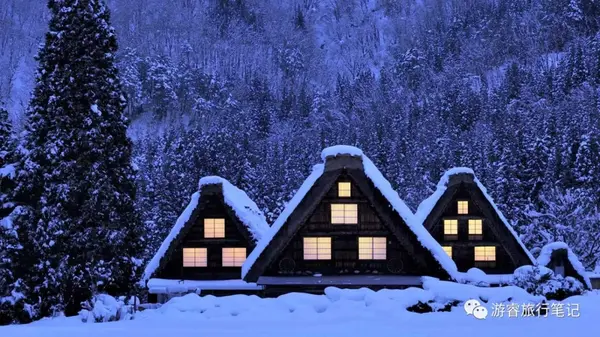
422,172,534,274
243,153,452,294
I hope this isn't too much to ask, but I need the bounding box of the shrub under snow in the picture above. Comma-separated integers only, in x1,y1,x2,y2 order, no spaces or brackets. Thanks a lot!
79,294,138,323
511,266,585,301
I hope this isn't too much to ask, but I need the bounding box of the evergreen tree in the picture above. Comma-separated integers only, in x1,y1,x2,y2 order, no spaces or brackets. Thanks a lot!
12,0,143,319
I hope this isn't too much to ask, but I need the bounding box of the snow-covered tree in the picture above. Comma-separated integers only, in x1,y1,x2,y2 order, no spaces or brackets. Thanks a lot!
12,0,143,319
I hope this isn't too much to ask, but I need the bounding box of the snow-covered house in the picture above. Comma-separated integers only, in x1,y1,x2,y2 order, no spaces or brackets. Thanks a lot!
415,168,535,275
537,242,592,289
242,146,459,294
141,176,270,302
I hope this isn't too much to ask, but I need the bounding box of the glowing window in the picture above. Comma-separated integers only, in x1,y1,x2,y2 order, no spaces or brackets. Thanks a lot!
468,219,483,235
443,219,458,235
358,237,387,260
442,246,453,258
222,247,247,267
331,204,358,224
338,182,352,197
474,246,496,262
303,237,331,260
183,248,207,267
204,218,225,238
457,201,469,214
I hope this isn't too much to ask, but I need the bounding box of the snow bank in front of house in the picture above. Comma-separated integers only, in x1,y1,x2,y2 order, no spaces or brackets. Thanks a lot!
199,176,269,242
242,164,325,278
139,192,200,286
154,278,545,319
415,167,536,264
537,242,592,289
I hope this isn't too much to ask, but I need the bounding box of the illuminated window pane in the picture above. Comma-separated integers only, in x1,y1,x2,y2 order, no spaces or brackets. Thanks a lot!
358,237,387,260
468,219,483,235
222,247,247,267
204,218,225,238
303,237,331,260
457,201,469,215
338,182,352,197
443,219,458,235
474,246,496,261
331,204,358,224
442,246,453,258
183,248,207,267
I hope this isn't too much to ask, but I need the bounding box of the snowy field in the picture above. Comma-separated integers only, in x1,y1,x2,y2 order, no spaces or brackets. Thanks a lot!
2,286,598,337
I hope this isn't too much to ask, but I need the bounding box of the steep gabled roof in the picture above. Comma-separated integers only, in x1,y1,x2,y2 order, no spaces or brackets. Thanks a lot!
415,167,536,265
140,176,269,286
242,145,459,281
537,242,592,289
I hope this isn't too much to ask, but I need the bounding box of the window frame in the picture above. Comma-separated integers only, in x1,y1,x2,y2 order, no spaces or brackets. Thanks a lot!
337,182,352,197
442,246,453,258
457,200,469,215
468,219,483,240
222,247,247,267
303,237,332,260
358,237,387,260
204,218,225,238
331,203,358,224
183,247,207,267
443,219,458,240
474,246,496,267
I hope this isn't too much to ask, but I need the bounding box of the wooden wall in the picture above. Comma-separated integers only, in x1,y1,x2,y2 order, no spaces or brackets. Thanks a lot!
264,174,427,276
156,193,254,280
427,186,521,274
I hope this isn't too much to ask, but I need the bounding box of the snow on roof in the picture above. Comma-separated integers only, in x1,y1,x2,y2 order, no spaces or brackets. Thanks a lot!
141,177,269,286
537,242,592,289
140,192,200,286
0,164,15,179
199,176,269,242
415,167,536,264
243,145,459,279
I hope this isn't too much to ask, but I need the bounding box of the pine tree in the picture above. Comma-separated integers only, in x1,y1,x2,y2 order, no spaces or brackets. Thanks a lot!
0,106,17,218
13,0,143,318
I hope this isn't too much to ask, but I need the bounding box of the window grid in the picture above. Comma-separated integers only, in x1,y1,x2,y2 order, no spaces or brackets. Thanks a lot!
468,219,483,235
457,201,469,214
303,237,332,260
442,246,453,258
222,247,247,267
443,219,458,235
474,246,496,261
183,248,207,267
338,182,352,197
331,204,358,224
358,237,387,260
204,218,225,238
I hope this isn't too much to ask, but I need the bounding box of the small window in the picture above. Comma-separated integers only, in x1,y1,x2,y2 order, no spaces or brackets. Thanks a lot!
303,237,331,260
338,182,352,197
443,219,458,239
474,246,496,262
358,237,387,260
468,219,483,239
204,218,225,238
331,204,358,224
442,246,453,258
457,201,469,214
222,247,247,267
183,248,207,267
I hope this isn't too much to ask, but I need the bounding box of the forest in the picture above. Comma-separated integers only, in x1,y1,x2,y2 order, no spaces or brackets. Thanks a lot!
1,0,600,324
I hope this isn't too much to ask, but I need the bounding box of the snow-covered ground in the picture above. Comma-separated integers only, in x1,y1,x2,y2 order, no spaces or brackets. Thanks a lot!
2,286,598,337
